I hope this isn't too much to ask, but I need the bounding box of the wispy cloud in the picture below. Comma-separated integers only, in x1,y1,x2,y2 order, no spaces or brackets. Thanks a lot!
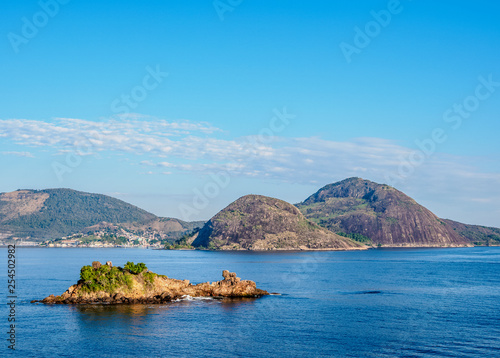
1,151,35,158
0,117,497,185
0,116,279,164
0,116,221,158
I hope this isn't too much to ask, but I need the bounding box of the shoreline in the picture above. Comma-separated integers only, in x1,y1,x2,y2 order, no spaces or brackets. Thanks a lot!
1,245,497,250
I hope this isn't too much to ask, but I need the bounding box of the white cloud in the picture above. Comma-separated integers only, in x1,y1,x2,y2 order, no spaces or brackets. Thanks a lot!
0,117,228,159
1,151,35,158
0,117,497,187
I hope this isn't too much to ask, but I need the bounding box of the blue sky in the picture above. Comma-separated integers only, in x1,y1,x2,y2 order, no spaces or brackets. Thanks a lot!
1,0,500,226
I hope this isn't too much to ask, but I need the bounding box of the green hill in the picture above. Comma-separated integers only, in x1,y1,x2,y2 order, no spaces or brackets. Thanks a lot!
443,219,500,246
0,189,200,241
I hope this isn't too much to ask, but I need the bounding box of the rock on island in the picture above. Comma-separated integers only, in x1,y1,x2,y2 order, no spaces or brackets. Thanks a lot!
34,261,268,304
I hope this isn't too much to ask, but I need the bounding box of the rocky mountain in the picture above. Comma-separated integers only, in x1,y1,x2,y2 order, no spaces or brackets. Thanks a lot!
0,189,201,241
443,219,500,246
296,177,470,247
190,194,367,250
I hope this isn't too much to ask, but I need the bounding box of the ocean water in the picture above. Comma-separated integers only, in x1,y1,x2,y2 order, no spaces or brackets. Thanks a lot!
1,247,500,357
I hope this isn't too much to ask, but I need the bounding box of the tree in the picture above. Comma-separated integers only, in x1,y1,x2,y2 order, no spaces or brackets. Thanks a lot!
124,261,147,274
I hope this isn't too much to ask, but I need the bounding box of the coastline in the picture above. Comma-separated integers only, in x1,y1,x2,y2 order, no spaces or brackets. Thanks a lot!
3,244,495,250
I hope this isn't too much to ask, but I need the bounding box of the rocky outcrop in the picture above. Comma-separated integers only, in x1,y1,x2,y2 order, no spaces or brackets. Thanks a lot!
33,262,268,304
190,195,367,251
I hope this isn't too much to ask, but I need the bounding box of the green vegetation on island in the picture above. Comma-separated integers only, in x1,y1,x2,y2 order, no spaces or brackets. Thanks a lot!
78,261,163,294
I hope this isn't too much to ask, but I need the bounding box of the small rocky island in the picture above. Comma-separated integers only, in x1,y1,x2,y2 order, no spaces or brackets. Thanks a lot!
34,261,269,304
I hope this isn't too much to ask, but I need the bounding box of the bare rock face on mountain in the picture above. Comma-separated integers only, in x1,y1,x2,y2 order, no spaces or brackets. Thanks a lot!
190,195,366,250
296,178,470,247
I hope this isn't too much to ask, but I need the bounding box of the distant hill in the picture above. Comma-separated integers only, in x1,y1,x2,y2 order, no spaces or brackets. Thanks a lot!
443,219,500,246
2,183,497,248
296,178,470,247
119,217,204,242
0,189,201,241
190,194,367,250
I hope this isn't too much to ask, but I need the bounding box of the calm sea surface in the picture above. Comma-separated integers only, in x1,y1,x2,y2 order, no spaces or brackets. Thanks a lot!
1,247,499,357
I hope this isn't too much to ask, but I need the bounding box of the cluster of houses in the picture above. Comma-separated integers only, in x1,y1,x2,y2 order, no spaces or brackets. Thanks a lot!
1,225,184,248
0,229,166,248
43,232,165,248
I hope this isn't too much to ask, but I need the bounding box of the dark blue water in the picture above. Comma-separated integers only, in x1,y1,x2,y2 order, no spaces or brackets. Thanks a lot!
1,247,499,357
